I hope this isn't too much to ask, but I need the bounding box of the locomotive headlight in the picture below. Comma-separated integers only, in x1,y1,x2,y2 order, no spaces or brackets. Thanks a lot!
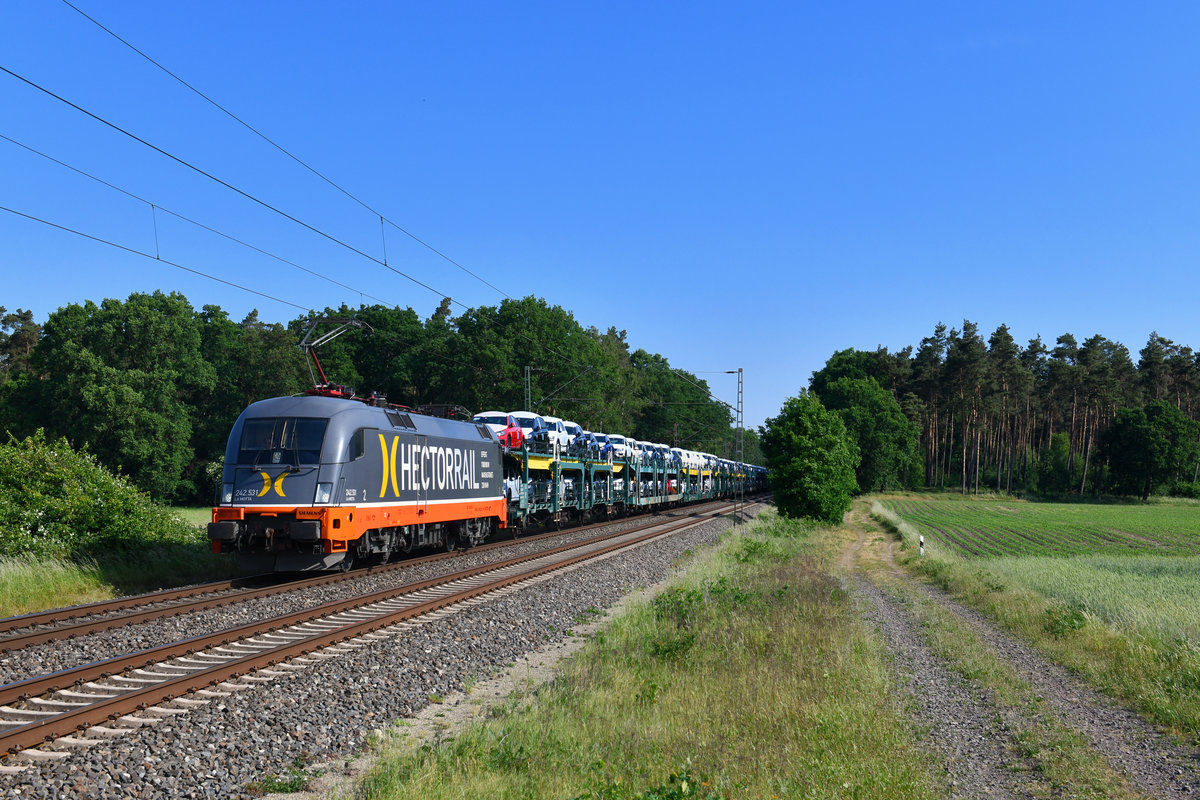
314,483,333,504
221,483,234,504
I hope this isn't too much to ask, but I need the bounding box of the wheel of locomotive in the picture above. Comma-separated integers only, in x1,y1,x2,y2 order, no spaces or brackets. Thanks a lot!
464,517,489,547
377,533,394,565
342,535,369,572
444,528,459,552
367,531,392,566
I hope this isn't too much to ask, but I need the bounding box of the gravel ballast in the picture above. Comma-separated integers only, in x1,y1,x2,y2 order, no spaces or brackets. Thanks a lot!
847,516,1200,800
0,512,748,799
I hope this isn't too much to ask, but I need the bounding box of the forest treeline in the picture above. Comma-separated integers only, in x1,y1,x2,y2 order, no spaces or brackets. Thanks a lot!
808,321,1200,501
0,292,757,504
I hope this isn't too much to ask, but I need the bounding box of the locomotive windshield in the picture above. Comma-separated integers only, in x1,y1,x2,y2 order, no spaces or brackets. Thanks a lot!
237,417,328,466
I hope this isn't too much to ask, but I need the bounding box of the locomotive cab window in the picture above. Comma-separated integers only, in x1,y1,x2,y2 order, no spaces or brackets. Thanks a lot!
237,417,328,466
347,428,367,461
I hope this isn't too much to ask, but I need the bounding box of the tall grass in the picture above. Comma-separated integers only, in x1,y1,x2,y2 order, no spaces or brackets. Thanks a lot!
0,544,240,618
981,554,1200,642
875,498,1200,741
0,504,237,617
0,554,111,617
357,512,937,799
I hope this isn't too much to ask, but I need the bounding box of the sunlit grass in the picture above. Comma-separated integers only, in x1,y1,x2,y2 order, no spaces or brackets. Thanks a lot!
981,553,1200,642
874,495,1200,741
0,547,240,617
0,554,111,617
0,524,239,618
357,511,938,799
170,506,214,527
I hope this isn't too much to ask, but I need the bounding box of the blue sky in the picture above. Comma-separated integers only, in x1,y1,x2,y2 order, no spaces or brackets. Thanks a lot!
3,2,1198,430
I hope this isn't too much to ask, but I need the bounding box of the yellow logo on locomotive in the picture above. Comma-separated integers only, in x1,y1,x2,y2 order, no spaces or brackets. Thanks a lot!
256,471,288,498
377,433,483,499
379,434,400,499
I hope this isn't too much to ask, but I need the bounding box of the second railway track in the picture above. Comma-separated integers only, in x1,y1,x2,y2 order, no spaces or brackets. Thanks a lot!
0,500,733,658
0,500,758,763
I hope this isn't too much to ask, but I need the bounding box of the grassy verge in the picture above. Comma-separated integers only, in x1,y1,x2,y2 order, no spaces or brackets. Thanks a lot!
850,529,1143,799
0,429,241,616
871,501,1200,742
356,511,938,799
0,507,237,617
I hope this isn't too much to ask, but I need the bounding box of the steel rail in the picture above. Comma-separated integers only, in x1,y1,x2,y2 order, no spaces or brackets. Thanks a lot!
0,503,751,754
0,500,732,652
0,576,278,635
0,509,706,704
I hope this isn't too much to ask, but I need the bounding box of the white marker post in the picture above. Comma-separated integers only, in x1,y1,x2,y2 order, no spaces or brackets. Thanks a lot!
919,534,925,556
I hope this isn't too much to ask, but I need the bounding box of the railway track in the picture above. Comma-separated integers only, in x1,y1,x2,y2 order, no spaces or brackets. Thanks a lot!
0,502,731,655
0,500,751,762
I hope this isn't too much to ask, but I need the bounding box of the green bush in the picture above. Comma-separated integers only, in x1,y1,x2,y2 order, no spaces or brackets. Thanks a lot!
0,430,199,560
1172,481,1200,499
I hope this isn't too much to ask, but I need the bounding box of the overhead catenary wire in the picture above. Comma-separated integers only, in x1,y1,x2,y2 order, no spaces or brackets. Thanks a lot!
0,66,590,377
56,1,752,438
27,11,686,403
59,0,513,303
0,132,397,308
0,202,519,387
3,52,740,420
0,65,449,305
0,204,311,313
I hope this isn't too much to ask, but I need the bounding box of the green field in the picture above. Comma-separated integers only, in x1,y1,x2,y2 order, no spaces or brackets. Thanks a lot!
876,494,1200,642
882,494,1200,558
873,494,1200,738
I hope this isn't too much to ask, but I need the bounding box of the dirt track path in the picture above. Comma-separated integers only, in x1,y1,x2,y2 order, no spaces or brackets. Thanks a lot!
841,504,1200,799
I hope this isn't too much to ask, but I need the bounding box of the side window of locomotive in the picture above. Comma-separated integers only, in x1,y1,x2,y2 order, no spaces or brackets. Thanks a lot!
347,428,367,461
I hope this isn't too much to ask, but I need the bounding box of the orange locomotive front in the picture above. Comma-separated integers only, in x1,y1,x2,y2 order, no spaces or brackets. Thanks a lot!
209,395,506,572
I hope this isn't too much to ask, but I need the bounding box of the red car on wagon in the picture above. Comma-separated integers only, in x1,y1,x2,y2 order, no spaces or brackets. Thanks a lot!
471,411,525,449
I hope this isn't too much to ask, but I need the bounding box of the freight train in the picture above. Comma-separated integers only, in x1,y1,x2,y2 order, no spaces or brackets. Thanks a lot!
207,391,766,572
208,321,766,572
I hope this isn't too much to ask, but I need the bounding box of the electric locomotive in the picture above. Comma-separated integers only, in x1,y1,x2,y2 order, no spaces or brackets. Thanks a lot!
208,394,506,572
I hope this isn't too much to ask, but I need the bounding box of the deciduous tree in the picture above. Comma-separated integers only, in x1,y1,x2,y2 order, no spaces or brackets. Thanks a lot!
761,392,858,524
1103,400,1200,500
814,376,921,492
